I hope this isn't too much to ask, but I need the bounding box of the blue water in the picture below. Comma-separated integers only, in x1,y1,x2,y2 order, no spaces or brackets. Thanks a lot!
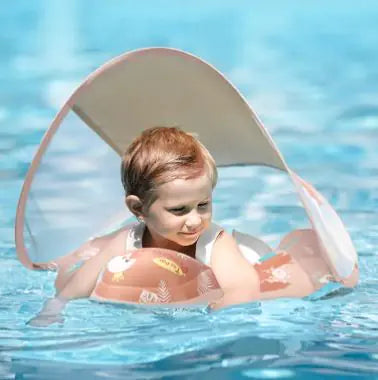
1,1,378,379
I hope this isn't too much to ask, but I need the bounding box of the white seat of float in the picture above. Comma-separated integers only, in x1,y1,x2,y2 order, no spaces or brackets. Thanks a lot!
232,230,272,264
15,47,358,281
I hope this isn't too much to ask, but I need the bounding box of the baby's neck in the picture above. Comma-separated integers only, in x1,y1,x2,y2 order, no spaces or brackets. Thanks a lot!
142,228,196,258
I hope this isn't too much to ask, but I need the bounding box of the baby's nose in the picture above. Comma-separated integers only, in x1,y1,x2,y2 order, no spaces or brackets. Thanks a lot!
185,212,202,229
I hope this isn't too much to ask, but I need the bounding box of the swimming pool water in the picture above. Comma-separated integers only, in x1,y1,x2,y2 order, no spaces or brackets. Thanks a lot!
1,1,378,379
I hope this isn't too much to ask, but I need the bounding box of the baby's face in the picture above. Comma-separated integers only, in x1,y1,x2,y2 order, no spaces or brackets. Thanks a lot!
142,173,213,249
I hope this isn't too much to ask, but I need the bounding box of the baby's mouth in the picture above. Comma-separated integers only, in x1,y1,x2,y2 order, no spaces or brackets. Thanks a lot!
180,230,201,236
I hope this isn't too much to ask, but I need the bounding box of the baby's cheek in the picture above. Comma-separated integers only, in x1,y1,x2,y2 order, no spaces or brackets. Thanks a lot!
201,210,212,225
160,216,183,234
203,213,212,226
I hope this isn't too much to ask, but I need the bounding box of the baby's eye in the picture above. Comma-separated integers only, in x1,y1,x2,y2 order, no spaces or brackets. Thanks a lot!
168,206,187,214
198,202,209,209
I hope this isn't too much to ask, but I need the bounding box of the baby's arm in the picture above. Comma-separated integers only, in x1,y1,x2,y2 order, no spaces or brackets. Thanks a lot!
210,231,261,308
27,296,68,327
209,232,320,309
28,235,122,327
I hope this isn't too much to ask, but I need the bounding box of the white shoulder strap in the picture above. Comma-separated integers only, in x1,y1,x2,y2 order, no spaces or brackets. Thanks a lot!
125,222,145,251
195,223,224,266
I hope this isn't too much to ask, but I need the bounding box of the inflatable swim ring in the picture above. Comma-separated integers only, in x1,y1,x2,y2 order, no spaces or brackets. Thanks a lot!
48,226,352,306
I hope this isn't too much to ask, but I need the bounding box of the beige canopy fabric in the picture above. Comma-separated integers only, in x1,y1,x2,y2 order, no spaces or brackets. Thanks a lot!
72,48,287,169
15,47,358,280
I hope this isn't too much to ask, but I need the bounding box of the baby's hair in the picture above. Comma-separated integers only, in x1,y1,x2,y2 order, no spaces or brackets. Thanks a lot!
121,126,217,207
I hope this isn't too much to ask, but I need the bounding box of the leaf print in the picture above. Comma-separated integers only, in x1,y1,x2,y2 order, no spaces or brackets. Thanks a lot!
153,257,185,276
197,270,215,295
157,280,172,303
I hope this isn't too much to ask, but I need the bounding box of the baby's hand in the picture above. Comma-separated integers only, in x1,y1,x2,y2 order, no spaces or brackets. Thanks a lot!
27,296,68,328
27,314,64,328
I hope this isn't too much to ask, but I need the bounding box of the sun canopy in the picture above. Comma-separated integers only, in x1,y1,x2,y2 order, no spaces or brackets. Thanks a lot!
15,48,357,280
73,49,286,168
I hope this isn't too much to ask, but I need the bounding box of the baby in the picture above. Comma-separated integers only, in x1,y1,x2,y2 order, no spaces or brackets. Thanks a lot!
56,127,259,303
29,127,357,326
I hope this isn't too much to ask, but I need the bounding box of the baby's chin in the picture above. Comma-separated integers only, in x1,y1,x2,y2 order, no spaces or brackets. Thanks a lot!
173,234,201,247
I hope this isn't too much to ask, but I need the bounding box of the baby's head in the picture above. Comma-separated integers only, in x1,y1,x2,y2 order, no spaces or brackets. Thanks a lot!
121,127,217,248
121,126,217,208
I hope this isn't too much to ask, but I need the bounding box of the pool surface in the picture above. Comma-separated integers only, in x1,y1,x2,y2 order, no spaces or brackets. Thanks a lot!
1,1,378,379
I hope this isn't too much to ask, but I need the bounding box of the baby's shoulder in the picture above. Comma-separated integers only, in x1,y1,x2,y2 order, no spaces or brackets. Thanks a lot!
213,230,239,252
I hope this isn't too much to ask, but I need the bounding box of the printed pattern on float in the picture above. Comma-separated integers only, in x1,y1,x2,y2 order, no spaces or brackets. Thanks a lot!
197,270,217,295
112,272,125,283
107,255,136,273
156,280,172,303
152,257,185,276
138,280,174,304
255,251,292,292
139,289,159,304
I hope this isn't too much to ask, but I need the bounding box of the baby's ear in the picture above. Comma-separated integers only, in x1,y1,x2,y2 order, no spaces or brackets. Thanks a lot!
125,195,144,218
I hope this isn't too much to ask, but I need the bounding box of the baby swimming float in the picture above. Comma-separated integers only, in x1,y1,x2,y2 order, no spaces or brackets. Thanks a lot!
15,47,359,304
90,248,222,305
